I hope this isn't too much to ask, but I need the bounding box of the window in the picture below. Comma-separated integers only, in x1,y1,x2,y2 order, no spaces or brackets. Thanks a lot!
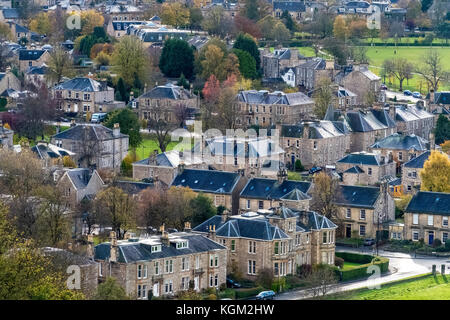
154,261,159,275
258,201,264,210
164,280,173,294
274,242,279,255
248,241,256,254
98,263,102,276
444,233,449,243
360,209,366,220
398,152,403,161
323,231,327,244
210,254,218,267
413,214,419,225
137,284,147,299
181,257,189,271
181,277,190,290
248,260,256,275
209,274,219,287
444,217,448,227
346,208,351,219
274,262,279,275
295,234,301,246
368,168,372,176
313,141,317,150
246,200,251,209
231,240,235,252
428,215,434,226
359,225,366,236
412,231,419,241
137,265,142,279
165,260,173,273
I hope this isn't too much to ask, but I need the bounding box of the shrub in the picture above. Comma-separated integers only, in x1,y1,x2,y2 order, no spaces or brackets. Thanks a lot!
284,274,305,290
295,159,304,172
234,286,263,299
271,277,286,293
336,253,389,282
335,252,373,264
207,294,217,300
62,155,76,168
334,256,344,268
218,289,235,300
433,239,442,248
255,268,273,289
297,264,312,278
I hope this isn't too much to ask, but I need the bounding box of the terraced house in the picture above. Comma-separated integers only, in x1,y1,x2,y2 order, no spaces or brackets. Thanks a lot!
370,133,430,174
278,120,351,169
53,77,121,115
193,206,337,280
93,229,227,299
401,151,436,194
334,184,395,239
237,90,315,127
134,83,198,125
336,151,396,186
405,192,450,245
390,104,434,140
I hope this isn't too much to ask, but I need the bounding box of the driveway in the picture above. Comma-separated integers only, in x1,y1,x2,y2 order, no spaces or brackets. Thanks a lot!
274,246,448,300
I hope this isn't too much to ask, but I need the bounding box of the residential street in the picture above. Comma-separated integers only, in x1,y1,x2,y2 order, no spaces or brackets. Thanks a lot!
274,246,449,300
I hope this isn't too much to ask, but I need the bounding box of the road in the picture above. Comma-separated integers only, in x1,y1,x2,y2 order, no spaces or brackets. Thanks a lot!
274,246,448,300
385,90,423,103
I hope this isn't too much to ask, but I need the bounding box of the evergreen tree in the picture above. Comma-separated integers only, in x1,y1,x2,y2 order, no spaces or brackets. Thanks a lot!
435,114,450,145
233,49,257,79
281,10,296,32
104,108,142,148
116,78,128,102
159,38,195,79
177,73,190,89
233,33,260,71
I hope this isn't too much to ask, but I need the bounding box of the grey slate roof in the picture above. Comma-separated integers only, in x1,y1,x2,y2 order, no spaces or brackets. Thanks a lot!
273,1,306,12
26,65,47,75
280,121,348,139
240,178,311,200
238,90,313,106
138,83,195,100
335,185,380,209
66,168,91,189
114,181,154,195
344,165,364,174
406,191,450,216
2,8,19,19
370,133,429,151
54,77,109,92
427,92,450,105
52,124,128,141
170,169,241,194
94,233,226,263
18,49,45,61
403,151,431,168
337,152,380,166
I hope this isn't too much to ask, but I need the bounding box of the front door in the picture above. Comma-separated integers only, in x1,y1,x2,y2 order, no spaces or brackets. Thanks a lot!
428,231,434,245
153,283,159,297
291,154,295,167
346,224,352,238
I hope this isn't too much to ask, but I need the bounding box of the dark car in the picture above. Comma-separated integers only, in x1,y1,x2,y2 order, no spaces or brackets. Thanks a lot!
167,228,178,233
309,167,323,175
403,90,412,96
364,238,376,246
256,290,275,300
380,84,388,90
226,277,242,288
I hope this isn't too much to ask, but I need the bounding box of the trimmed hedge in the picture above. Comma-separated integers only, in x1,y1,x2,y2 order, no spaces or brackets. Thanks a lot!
235,286,263,299
336,252,389,282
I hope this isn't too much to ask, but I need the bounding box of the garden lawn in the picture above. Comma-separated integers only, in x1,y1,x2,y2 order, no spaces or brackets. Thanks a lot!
134,139,180,160
325,274,450,300
341,261,364,271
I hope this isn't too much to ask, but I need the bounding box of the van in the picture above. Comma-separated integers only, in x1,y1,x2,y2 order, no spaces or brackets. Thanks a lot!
91,113,107,123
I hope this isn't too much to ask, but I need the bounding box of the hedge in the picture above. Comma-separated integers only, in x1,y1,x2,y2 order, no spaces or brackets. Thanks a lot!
218,289,236,300
336,252,389,282
235,286,263,299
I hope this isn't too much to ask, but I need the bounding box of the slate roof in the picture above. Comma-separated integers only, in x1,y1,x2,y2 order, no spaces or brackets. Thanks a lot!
138,83,195,100
54,77,110,92
337,152,380,166
403,151,431,168
170,169,241,194
240,178,311,200
345,109,393,132
237,90,313,106
52,124,128,141
427,91,450,105
114,181,154,195
26,65,47,75
394,105,434,123
280,188,311,201
2,8,19,19
94,233,226,263
335,185,380,209
66,168,92,189
297,57,327,70
31,143,74,160
15,24,29,33
134,150,204,168
112,21,145,31
406,191,450,216
273,1,306,12
346,1,371,8
370,133,429,151
371,108,397,128
344,165,364,174
18,49,45,61
280,120,348,139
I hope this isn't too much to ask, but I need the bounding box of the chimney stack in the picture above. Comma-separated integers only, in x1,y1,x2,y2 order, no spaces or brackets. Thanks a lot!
221,208,231,223
429,89,435,104
87,234,94,258
113,123,120,137
160,225,170,246
109,231,118,263
70,119,76,127
388,104,396,121
429,132,435,150
302,122,311,139
184,221,191,232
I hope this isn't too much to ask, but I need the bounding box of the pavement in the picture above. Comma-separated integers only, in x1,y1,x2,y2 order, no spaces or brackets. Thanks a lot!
274,246,448,300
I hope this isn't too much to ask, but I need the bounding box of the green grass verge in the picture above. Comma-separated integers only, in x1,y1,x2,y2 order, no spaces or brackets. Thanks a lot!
324,273,450,300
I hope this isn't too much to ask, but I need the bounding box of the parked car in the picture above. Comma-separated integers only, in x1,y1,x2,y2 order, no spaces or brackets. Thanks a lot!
309,167,323,175
380,84,388,90
167,228,178,233
364,238,376,246
412,92,422,99
256,290,276,300
403,90,412,96
226,277,242,288
91,112,107,123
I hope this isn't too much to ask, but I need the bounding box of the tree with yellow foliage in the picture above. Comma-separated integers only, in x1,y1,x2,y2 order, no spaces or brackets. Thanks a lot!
420,151,450,193
161,2,190,28
80,10,104,36
0,22,12,41
3,123,11,130
441,140,450,155
333,16,349,42
62,155,76,168
29,12,52,35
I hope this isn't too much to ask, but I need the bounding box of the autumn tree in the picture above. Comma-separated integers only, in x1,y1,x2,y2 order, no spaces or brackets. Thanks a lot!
47,47,74,85
313,77,336,119
202,74,221,129
0,22,11,41
202,6,235,37
233,14,262,39
29,12,52,35
94,187,137,239
217,75,241,130
197,42,240,81
111,36,148,88
161,2,190,28
333,15,349,41
272,22,291,42
420,151,450,192
80,10,105,36
441,140,450,154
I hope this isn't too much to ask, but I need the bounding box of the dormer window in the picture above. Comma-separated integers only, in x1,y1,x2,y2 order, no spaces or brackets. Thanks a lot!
176,241,188,249
151,245,161,253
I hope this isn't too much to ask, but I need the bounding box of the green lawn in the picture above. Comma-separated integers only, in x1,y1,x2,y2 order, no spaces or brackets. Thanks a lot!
325,274,450,300
287,171,303,181
133,134,192,160
341,261,365,271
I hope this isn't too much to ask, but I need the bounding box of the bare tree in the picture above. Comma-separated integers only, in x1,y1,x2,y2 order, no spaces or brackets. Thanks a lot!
416,50,449,92
311,172,342,231
47,47,74,85
386,58,414,91
173,103,190,128
313,77,336,119
77,126,101,170
305,265,339,298
148,105,177,152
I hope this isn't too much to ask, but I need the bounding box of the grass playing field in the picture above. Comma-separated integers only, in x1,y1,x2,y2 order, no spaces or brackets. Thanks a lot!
325,273,450,300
